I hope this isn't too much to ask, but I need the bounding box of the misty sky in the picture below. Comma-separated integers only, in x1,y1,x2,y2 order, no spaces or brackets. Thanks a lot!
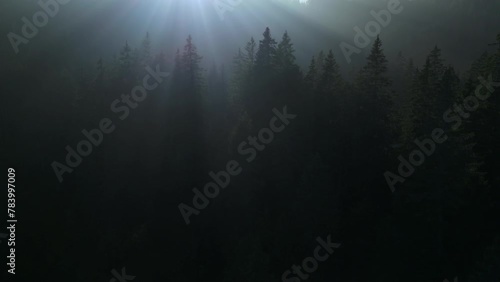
1,0,499,76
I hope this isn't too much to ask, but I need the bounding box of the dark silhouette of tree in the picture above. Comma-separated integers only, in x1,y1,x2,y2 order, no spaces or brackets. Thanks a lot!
140,32,152,66
255,27,277,71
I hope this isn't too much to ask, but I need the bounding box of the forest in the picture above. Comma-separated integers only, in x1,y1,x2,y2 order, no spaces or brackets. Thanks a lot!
1,0,499,281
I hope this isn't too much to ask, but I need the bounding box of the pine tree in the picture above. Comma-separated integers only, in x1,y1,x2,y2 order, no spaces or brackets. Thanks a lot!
119,41,132,70
318,49,342,95
356,35,392,134
140,32,152,66
243,28,278,125
315,50,325,83
354,35,392,174
427,46,446,88
255,27,277,71
274,31,297,70
314,49,342,142
360,35,390,94
398,58,418,145
244,37,256,69
411,46,446,136
163,36,205,192
182,35,203,91
274,31,302,105
230,48,249,112
304,56,317,89
310,50,343,159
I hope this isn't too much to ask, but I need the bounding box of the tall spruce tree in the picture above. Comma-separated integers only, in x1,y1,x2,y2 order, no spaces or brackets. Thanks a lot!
163,36,205,193
140,32,152,66
255,27,277,71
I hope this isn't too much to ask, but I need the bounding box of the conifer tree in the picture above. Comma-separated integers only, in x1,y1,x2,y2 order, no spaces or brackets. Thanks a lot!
255,27,277,71
119,41,132,70
244,37,256,69
182,35,203,91
411,46,446,136
275,31,296,70
318,49,342,95
353,35,393,175
304,56,317,89
315,50,325,82
163,36,205,192
140,32,152,66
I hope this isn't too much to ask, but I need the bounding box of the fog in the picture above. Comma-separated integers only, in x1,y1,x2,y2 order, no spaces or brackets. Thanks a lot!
1,0,499,281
